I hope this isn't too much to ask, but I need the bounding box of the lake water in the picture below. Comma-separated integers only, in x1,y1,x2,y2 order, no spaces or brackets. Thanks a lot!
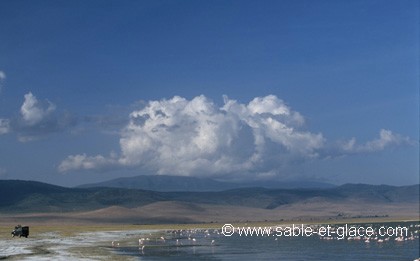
114,221,420,260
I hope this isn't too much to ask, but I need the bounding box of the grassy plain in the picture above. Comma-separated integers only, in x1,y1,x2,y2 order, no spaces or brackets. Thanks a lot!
1,215,418,239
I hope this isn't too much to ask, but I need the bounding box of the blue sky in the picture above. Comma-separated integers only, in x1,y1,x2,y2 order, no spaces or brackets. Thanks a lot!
0,0,418,187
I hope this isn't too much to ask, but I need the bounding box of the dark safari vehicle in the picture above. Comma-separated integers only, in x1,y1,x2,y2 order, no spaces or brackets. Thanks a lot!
11,225,29,238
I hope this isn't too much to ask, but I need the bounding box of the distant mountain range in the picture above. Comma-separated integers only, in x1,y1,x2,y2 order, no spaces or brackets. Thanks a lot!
0,180,418,216
77,175,335,192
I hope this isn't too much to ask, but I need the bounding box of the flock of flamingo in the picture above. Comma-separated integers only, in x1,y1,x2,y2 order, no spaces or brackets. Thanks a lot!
109,223,419,259
111,228,219,253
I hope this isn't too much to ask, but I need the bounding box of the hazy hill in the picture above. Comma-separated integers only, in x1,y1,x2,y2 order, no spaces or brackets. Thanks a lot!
78,175,335,191
0,180,70,208
0,180,165,212
78,175,235,191
0,180,418,215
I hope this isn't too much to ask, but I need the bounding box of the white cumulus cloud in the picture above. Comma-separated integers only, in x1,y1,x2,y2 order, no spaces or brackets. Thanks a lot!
0,119,10,135
58,153,117,172
0,70,5,94
59,95,325,178
340,129,412,153
58,95,414,180
0,92,77,141
20,92,56,126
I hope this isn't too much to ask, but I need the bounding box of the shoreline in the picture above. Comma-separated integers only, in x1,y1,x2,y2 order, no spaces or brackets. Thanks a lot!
1,216,418,238
1,218,418,260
